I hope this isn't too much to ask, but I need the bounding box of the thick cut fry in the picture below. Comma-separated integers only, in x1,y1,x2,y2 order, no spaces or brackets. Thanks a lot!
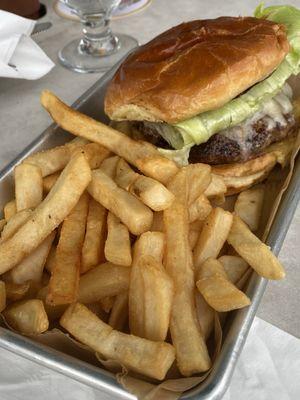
4,299,49,334
99,296,115,313
0,153,91,274
105,212,132,266
81,197,107,274
193,207,233,272
151,211,164,232
43,172,60,193
10,232,55,284
189,220,204,250
140,255,174,342
129,232,165,337
108,291,128,331
15,163,43,211
60,303,175,380
78,263,130,304
195,292,214,340
0,209,32,242
164,190,211,375
116,159,175,211
189,194,212,223
234,186,265,232
100,156,120,178
71,142,111,170
4,200,16,220
0,281,6,312
227,215,285,280
5,281,31,301
88,169,153,235
41,91,179,184
218,255,249,284
0,219,6,232
204,174,227,198
185,164,212,205
47,193,89,305
45,245,56,273
196,258,251,312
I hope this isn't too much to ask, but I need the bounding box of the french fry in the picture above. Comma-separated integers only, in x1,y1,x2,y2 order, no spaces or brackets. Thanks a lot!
43,172,60,193
41,91,179,184
218,255,249,284
227,215,285,280
78,262,130,304
234,186,265,232
3,299,49,334
204,174,226,198
70,142,111,170
99,296,115,313
151,211,164,232
0,219,6,232
45,244,56,273
164,168,211,376
0,209,32,242
115,159,175,211
15,163,43,211
185,164,212,205
0,281,6,312
60,303,175,380
88,169,153,235
140,255,174,341
100,155,120,178
4,200,16,220
0,153,91,274
5,281,31,302
47,193,89,305
189,220,204,250
108,291,128,331
129,232,165,337
195,292,214,340
193,207,233,272
10,231,55,284
105,212,132,266
189,194,212,223
81,197,107,274
196,258,251,312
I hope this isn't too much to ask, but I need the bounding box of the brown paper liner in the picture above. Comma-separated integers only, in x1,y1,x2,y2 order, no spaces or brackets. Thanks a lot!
0,124,299,400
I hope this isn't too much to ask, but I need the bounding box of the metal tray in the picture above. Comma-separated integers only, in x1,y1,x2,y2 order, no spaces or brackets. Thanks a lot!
0,63,299,400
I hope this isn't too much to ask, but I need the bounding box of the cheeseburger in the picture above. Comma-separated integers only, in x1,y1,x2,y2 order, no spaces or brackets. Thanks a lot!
105,5,300,179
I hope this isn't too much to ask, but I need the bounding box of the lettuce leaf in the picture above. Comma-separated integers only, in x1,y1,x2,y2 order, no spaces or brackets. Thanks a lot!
170,4,300,147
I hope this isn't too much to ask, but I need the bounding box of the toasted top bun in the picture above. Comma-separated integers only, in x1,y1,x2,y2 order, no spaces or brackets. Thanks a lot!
105,17,289,124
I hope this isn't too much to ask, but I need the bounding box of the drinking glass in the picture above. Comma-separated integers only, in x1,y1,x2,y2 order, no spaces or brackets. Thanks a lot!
58,0,138,73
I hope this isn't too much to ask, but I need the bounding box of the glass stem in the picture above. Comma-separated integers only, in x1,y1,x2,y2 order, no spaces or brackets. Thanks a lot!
79,13,119,56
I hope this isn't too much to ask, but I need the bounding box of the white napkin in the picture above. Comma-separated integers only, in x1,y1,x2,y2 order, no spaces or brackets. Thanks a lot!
0,317,299,399
0,10,54,80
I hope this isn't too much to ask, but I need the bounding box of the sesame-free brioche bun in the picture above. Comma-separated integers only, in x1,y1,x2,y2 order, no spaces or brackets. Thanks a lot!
105,17,289,124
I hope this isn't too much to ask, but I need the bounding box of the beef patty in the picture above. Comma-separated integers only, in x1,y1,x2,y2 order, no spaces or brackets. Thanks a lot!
132,114,296,165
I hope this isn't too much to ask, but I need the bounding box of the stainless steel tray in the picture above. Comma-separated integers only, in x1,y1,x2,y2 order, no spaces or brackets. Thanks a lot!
0,63,299,400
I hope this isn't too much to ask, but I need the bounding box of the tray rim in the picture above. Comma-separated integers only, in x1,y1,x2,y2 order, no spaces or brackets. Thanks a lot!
0,65,299,400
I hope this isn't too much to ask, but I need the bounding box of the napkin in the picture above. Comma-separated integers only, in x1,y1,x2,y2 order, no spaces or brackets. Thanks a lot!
0,10,54,80
0,317,299,399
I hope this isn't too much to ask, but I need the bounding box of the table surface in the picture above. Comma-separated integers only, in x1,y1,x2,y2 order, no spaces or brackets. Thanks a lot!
0,0,299,343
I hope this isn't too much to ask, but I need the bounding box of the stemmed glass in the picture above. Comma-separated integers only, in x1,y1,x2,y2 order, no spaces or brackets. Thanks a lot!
58,0,138,73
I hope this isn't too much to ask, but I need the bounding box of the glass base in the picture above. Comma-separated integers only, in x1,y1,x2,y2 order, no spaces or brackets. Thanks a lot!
58,34,138,73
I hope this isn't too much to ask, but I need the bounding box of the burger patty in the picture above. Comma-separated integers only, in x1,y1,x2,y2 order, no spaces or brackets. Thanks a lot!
132,114,296,164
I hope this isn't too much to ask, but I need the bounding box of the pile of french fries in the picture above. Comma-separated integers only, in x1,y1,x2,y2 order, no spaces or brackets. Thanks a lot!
0,91,287,381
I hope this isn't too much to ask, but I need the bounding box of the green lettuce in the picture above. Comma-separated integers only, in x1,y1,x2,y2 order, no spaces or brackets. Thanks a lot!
170,4,300,147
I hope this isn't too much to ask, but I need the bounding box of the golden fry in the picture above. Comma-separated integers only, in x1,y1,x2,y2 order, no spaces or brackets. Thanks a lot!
108,291,128,331
151,211,164,232
5,281,31,302
60,303,175,380
100,155,120,178
218,255,249,284
189,194,212,223
227,215,285,280
45,244,56,274
47,193,89,305
193,207,233,272
43,172,60,193
105,212,132,266
4,200,17,220
15,163,43,211
1,209,32,242
0,219,6,232
0,281,6,312
0,153,91,274
204,174,226,198
234,185,265,232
